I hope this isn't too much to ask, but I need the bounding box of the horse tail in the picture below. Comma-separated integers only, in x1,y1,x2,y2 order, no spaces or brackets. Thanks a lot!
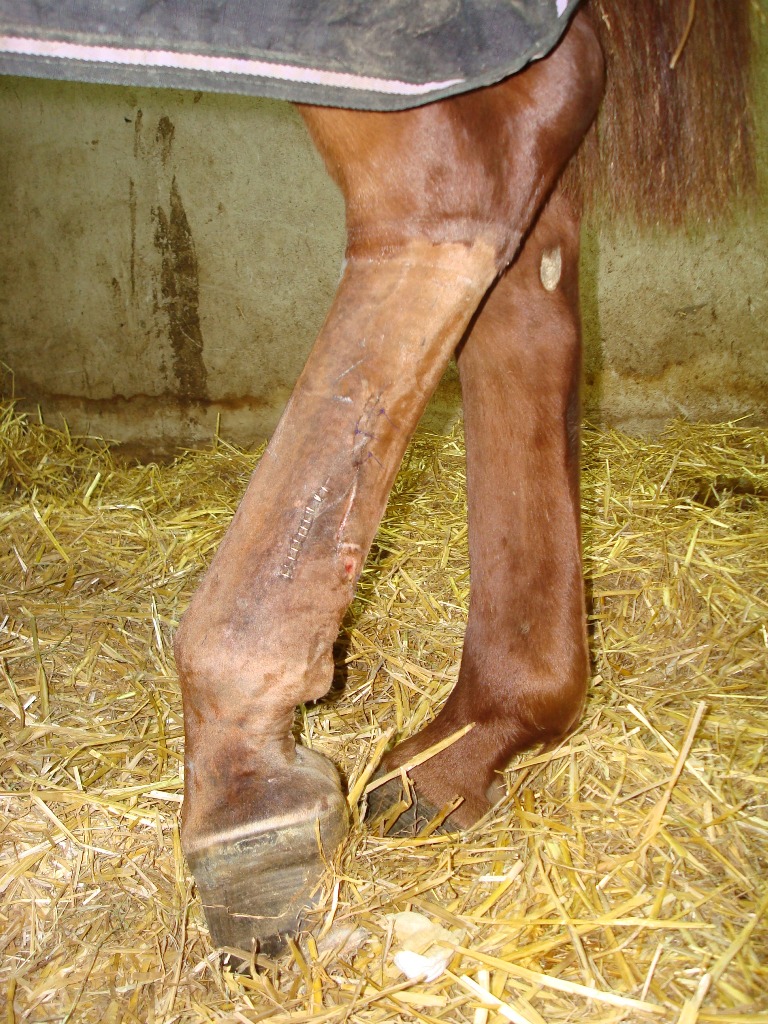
563,0,756,223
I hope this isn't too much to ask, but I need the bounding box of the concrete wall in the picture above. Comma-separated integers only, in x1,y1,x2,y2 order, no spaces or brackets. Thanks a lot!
1,80,346,455
1,55,766,456
581,214,768,434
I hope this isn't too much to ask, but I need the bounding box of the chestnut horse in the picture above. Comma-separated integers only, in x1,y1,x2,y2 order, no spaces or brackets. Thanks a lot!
2,0,752,956
172,0,754,955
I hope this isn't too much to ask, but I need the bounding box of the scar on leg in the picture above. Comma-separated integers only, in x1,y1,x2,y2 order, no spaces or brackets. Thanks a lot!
351,397,392,470
540,246,562,291
338,540,363,581
334,479,365,582
279,482,329,579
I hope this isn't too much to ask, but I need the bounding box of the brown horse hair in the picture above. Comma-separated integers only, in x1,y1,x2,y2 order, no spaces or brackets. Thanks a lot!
561,0,756,224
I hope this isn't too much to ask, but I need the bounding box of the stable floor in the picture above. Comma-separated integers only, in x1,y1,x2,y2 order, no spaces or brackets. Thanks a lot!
1,405,766,1023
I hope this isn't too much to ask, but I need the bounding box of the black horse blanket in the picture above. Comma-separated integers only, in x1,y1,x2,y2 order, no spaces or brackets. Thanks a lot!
0,0,579,110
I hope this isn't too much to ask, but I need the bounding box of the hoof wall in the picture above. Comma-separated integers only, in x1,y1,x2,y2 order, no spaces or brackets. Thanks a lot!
186,749,348,957
365,773,459,837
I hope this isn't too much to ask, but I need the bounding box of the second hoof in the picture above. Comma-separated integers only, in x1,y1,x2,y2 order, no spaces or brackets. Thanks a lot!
365,772,459,837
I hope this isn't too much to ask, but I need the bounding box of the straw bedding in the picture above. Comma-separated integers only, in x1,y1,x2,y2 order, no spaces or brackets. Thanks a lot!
1,401,766,1023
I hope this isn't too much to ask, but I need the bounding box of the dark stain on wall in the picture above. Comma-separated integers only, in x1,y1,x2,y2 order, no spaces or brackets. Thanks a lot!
128,178,137,298
132,108,143,157
156,114,175,165
153,177,209,402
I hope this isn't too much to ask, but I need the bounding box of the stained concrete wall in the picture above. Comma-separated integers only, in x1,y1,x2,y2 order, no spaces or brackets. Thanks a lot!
581,213,768,434
0,80,346,456
1,57,766,456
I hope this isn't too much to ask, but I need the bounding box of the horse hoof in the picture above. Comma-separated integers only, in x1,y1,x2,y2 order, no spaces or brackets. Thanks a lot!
365,772,457,837
186,748,349,957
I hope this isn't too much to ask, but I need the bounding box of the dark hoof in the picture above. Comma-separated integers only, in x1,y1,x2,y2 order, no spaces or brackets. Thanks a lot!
186,748,348,957
365,771,461,837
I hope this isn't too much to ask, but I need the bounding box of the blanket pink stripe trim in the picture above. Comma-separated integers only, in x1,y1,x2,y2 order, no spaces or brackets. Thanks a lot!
0,35,464,95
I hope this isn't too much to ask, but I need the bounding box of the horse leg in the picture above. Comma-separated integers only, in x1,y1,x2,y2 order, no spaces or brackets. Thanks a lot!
371,189,589,829
177,243,497,955
175,11,604,953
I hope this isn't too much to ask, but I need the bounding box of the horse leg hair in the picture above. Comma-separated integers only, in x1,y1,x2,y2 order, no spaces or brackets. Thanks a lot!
372,190,588,829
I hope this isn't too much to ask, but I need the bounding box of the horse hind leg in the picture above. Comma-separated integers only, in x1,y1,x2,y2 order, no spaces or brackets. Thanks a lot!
177,239,498,956
175,161,502,956
370,189,590,832
175,10,604,955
